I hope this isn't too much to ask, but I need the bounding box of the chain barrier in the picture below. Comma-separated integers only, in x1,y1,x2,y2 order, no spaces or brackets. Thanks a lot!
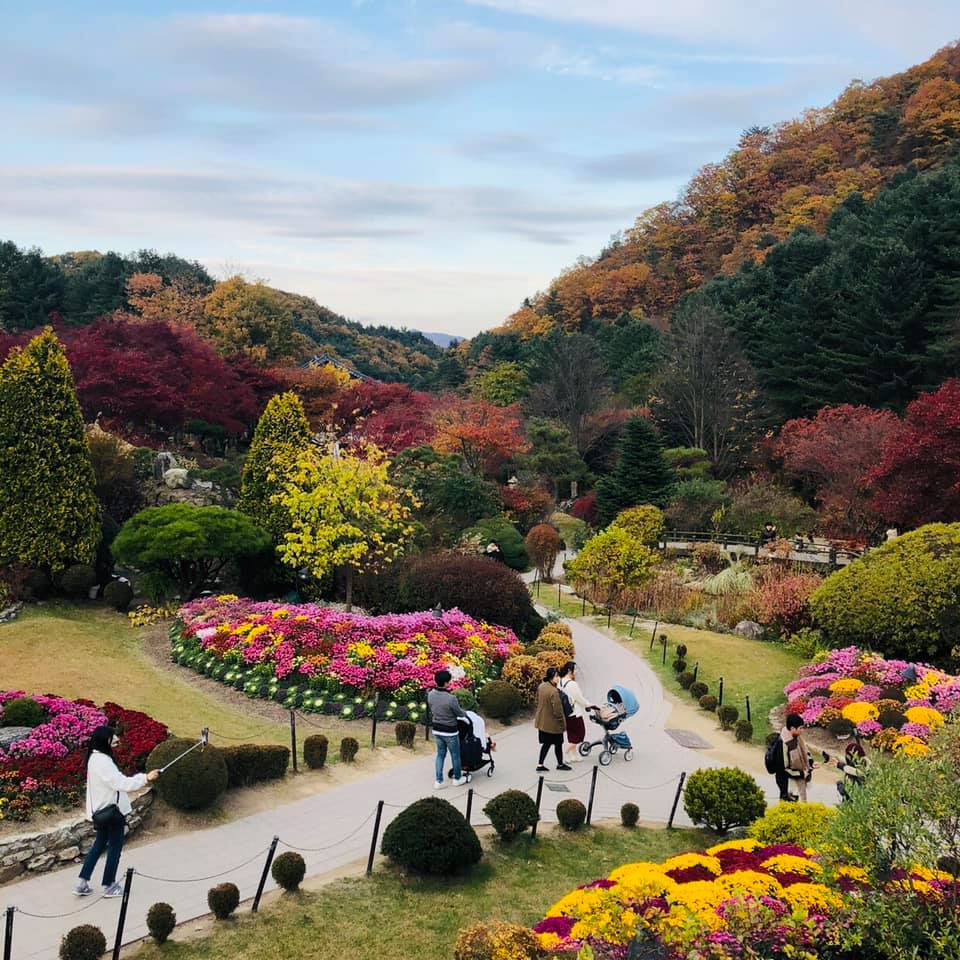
597,769,682,792
277,808,377,853
133,847,271,884
207,725,281,742
11,893,108,920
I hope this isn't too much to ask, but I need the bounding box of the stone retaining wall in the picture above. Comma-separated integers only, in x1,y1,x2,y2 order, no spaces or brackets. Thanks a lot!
0,791,153,884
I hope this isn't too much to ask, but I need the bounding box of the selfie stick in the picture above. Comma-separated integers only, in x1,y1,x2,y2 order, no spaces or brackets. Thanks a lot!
158,728,209,774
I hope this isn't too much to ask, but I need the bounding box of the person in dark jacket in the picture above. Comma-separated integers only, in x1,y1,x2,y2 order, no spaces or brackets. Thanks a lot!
427,669,468,789
485,541,504,563
773,713,817,802
534,667,571,772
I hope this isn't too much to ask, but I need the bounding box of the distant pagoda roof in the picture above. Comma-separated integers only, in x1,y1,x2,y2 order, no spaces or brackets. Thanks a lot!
303,352,373,381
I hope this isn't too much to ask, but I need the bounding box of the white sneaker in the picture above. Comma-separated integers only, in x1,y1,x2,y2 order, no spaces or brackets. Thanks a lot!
433,780,447,789
73,880,92,897
452,777,468,787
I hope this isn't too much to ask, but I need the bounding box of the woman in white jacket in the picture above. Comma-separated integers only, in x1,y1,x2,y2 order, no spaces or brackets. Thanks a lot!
74,725,159,897
558,661,595,763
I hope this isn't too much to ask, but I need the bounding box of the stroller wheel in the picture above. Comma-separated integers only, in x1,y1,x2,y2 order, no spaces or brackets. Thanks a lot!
577,742,592,757
599,750,613,766
624,749,634,762
487,762,495,777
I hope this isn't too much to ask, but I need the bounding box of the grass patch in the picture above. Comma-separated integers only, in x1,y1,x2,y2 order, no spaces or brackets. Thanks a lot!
550,511,587,548
133,825,706,960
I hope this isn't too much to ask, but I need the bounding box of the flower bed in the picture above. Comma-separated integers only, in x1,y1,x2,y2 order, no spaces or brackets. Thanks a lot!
783,647,960,755
531,840,959,958
172,595,521,721
0,693,168,822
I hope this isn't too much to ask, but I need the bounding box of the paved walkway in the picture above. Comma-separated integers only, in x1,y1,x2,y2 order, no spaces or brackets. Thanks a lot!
2,611,832,960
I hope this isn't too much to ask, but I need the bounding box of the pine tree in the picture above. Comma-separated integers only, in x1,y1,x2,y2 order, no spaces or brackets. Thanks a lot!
238,391,313,543
0,328,100,571
595,417,675,527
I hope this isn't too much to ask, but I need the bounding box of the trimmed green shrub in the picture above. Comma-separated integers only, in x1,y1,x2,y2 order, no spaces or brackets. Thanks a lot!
734,719,754,742
699,694,718,712
1,696,46,728
460,516,529,570
556,798,587,831
381,797,481,875
483,789,539,840
339,737,359,762
675,643,688,658
609,504,665,546
146,903,176,945
59,925,106,960
620,802,639,828
672,659,687,673
683,767,766,834
810,523,960,662
690,682,708,699
717,705,739,730
748,801,836,847
303,734,328,769
103,579,134,612
395,721,417,748
146,738,229,811
477,680,522,721
60,564,96,600
220,745,289,787
207,883,239,920
453,687,479,712
678,671,695,689
271,851,306,891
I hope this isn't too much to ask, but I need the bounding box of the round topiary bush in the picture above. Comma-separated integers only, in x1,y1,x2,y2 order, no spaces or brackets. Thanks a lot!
103,579,134,612
454,687,479,712
477,680,522,721
536,632,575,656
1,695,46,728
207,883,239,920
454,921,542,960
501,655,541,704
828,716,855,738
620,802,639,828
809,523,960,662
483,789,539,841
271,851,306,891
717,705,739,730
60,564,97,600
146,738,229,811
675,643,688,658
699,694,718,712
672,659,687,673
381,797,481,876
541,621,572,637
395,721,417,748
146,902,176,945
303,734,328,769
556,798,586,831
747,801,836,847
59,925,106,960
339,737,359,763
734,719,754,742
690,681,708,699
683,767,766,834
678,671,695,690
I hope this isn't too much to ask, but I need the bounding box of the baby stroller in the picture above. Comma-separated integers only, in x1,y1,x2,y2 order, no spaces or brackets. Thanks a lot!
447,710,496,782
579,686,639,766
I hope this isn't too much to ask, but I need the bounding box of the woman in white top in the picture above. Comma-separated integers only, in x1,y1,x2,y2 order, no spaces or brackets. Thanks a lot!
74,725,159,898
558,661,595,763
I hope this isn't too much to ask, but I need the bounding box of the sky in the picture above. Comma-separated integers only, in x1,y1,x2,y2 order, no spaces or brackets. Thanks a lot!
0,2,955,337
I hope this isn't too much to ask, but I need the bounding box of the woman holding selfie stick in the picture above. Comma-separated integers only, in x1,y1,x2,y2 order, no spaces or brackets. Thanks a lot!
73,725,160,898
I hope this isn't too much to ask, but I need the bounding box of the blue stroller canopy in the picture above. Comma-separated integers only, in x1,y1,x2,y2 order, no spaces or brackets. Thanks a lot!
608,686,639,717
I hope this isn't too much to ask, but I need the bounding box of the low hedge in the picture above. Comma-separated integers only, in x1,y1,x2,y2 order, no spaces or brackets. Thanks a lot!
717,705,739,729
699,694,718,712
221,744,290,788
556,799,586,831
477,680,522,721
340,737,359,762
483,789,539,840
303,734,328,769
395,721,417,748
620,802,639,828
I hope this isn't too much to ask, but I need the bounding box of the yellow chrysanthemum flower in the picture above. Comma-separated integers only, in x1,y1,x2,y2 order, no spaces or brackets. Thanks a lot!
893,735,930,757
706,838,762,855
842,702,879,724
761,854,822,876
829,678,863,695
903,706,944,730
661,853,722,876
779,882,843,912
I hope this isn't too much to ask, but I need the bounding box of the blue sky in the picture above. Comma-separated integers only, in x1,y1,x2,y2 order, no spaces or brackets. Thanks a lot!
0,1,954,336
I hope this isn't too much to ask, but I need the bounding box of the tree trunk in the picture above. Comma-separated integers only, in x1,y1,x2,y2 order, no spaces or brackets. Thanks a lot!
344,567,353,612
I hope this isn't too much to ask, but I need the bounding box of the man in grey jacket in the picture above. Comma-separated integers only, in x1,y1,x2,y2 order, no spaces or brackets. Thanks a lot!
427,669,468,788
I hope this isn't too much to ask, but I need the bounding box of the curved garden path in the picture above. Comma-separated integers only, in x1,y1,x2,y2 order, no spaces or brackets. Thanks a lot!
3,607,834,960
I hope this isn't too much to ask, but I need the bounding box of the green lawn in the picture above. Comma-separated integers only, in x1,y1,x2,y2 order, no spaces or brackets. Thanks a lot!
134,826,706,960
534,590,800,739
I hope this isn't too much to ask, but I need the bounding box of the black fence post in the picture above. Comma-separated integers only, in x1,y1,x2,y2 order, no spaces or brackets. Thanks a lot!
111,867,134,960
371,711,378,749
629,611,637,637
667,772,687,830
693,662,699,682
649,620,659,651
581,594,586,616
289,710,298,773
366,801,385,875
558,582,561,607
465,788,474,825
424,706,431,742
607,607,612,628
531,776,545,839
586,765,599,825
745,695,752,722
252,836,279,913
718,677,724,706
3,905,13,960
661,637,668,665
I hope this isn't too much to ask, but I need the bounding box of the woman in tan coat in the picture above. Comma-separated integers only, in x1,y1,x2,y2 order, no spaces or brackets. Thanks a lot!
534,667,571,771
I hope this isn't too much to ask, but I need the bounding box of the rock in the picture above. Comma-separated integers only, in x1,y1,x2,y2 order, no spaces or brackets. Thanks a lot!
0,726,33,748
26,853,56,871
163,468,191,489
0,862,24,883
734,620,764,640
58,846,80,861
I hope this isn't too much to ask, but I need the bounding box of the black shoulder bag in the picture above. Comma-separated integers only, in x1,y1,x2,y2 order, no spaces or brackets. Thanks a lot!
92,791,122,827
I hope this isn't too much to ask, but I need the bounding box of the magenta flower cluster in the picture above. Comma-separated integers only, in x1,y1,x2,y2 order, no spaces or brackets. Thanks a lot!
0,691,106,764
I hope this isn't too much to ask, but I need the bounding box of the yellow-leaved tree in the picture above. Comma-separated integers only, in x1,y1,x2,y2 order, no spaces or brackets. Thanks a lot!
276,444,417,610
565,527,657,613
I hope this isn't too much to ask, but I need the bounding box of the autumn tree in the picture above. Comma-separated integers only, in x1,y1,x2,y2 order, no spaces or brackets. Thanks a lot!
775,404,899,539
333,380,438,453
432,397,529,476
123,272,206,327
565,527,658,612
238,392,313,544
0,329,101,571
609,505,664,546
277,444,417,610
517,418,588,498
470,361,531,405
272,362,351,431
525,523,561,582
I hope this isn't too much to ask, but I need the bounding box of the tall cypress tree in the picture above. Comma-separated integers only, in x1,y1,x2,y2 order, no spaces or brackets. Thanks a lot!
0,328,100,571
596,417,676,527
238,391,313,543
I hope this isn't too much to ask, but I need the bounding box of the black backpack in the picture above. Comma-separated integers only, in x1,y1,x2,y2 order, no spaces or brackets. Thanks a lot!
764,736,783,774
558,684,575,719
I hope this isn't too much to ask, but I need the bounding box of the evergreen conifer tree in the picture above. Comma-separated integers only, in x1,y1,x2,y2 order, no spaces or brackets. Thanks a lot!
0,328,100,570
238,391,312,543
595,417,675,526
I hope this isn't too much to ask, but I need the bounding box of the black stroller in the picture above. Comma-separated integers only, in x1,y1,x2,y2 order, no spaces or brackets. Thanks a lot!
447,710,496,781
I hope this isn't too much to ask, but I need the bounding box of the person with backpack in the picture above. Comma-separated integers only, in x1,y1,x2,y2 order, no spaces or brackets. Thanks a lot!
558,661,595,763
765,713,817,801
534,667,571,772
